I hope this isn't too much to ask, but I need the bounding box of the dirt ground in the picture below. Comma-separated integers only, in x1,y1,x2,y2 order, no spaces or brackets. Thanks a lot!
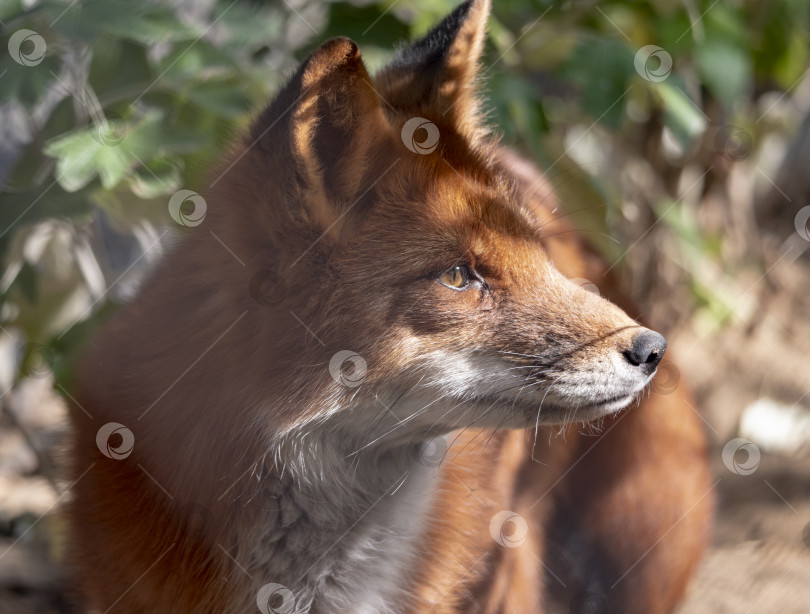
676,453,810,614
0,255,808,613
673,249,810,613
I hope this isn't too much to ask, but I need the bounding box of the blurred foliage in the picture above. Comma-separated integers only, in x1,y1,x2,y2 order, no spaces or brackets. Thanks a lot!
0,0,808,389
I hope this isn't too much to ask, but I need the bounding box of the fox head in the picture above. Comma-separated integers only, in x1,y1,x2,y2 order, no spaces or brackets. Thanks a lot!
197,0,665,448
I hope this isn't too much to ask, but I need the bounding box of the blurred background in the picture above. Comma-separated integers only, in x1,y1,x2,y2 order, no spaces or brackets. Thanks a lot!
0,0,809,612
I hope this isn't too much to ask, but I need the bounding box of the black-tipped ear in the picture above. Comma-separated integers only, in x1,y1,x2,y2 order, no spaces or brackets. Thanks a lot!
252,37,390,230
376,0,490,137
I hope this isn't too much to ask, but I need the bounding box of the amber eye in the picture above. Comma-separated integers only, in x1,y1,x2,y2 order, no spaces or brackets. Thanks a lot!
438,265,472,290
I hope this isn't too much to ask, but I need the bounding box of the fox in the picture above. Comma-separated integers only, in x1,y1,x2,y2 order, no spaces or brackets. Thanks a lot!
66,1,713,613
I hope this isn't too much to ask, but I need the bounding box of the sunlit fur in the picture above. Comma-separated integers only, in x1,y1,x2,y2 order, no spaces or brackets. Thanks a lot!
67,1,712,612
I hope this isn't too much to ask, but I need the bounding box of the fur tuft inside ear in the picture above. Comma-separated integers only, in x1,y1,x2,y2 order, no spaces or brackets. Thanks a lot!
251,37,391,230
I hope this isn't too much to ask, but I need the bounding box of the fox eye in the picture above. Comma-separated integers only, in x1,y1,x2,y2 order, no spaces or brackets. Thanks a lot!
438,265,472,290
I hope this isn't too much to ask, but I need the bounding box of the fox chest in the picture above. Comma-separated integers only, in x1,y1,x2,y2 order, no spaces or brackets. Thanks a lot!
250,467,438,614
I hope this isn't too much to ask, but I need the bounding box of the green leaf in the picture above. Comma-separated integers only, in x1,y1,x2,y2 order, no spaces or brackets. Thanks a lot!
770,22,810,88
88,38,153,100
695,39,751,111
103,11,201,45
152,41,239,87
323,2,410,50
216,2,285,53
559,37,636,128
44,112,164,192
0,54,61,105
185,79,253,118
486,72,548,145
655,80,706,149
47,0,200,44
128,158,182,199
0,0,27,22
515,22,580,71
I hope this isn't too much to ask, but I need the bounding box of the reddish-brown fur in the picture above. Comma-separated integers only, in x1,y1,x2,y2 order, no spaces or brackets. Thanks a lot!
67,1,712,612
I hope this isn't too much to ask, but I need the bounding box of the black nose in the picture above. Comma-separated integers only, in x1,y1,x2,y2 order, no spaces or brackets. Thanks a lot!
625,330,667,374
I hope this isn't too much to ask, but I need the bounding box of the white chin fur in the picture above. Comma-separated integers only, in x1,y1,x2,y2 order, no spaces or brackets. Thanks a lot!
580,394,636,414
364,351,652,441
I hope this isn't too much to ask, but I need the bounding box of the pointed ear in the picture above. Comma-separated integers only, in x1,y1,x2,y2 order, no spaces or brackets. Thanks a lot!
251,37,390,230
376,0,490,138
